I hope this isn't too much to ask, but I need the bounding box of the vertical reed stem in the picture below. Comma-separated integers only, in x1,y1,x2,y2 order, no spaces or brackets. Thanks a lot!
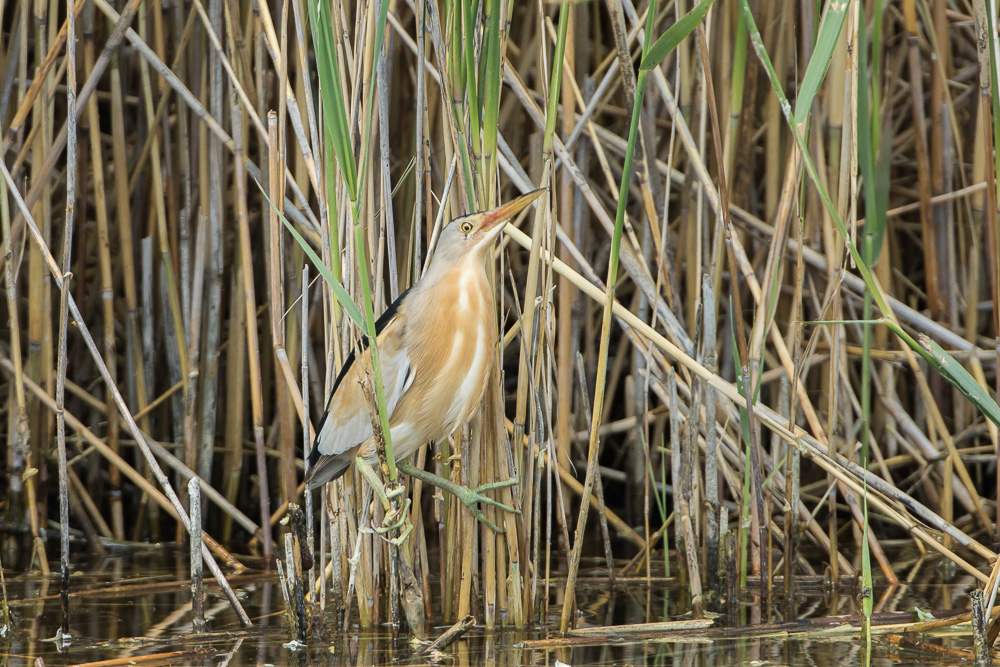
302,267,315,586
55,0,77,640
188,477,205,632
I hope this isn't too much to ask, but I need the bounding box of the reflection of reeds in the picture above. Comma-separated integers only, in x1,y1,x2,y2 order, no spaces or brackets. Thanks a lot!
3,0,1000,643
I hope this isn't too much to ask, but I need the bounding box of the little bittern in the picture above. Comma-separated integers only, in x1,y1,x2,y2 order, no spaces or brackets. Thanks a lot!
305,189,545,531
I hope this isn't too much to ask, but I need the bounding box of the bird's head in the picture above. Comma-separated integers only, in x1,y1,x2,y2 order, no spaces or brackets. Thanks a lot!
435,189,546,265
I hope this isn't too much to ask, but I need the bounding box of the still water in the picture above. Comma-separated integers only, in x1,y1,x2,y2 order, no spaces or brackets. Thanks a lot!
0,549,984,666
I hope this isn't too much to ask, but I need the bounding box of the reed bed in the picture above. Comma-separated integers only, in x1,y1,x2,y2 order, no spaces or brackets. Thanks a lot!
1,0,999,642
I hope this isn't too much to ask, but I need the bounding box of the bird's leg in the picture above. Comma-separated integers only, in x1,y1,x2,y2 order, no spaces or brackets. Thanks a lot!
396,460,519,533
354,456,412,541
354,456,392,509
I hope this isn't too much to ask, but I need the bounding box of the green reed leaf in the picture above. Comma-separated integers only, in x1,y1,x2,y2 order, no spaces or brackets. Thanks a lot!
639,0,717,71
792,0,849,126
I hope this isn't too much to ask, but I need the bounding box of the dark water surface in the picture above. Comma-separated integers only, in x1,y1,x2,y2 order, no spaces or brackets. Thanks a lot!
0,549,985,666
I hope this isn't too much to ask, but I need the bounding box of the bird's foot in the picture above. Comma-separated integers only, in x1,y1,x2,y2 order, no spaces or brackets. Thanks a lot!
355,456,414,544
386,483,407,501
453,480,520,534
373,497,413,545
395,460,520,534
359,496,413,545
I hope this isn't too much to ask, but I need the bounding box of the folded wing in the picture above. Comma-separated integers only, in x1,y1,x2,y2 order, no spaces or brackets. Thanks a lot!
306,302,413,487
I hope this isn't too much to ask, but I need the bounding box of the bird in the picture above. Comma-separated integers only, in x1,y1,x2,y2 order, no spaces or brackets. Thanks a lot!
304,189,545,531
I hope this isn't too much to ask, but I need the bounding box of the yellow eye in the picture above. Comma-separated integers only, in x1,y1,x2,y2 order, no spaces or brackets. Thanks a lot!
460,221,473,233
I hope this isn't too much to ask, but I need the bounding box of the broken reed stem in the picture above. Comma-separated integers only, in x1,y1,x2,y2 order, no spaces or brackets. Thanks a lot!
277,535,298,642
971,589,988,664
420,615,475,654
702,273,720,595
282,515,308,645
188,477,206,633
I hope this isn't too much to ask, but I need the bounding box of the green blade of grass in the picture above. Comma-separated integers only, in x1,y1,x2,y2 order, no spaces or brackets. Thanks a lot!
354,0,394,195
857,3,888,263
543,4,571,151
256,179,365,328
883,319,1000,428
792,0,849,126
463,0,483,192
307,0,357,197
639,0,717,72
479,0,503,201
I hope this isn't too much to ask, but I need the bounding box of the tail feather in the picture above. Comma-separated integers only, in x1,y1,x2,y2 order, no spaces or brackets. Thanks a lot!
305,447,352,488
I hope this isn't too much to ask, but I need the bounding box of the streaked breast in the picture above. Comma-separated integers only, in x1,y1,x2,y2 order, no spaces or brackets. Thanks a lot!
408,261,497,438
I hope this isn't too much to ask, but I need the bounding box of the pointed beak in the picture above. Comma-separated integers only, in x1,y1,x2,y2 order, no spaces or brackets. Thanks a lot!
475,188,547,240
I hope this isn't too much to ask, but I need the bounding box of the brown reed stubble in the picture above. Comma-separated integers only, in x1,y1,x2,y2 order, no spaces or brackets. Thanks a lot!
2,0,1000,634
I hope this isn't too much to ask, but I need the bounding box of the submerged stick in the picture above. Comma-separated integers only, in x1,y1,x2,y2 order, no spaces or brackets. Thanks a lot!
421,615,475,654
885,634,975,660
565,619,715,637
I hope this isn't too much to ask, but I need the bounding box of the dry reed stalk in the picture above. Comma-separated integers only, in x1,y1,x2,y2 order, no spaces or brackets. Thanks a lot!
267,111,297,508
80,15,122,542
696,20,766,612
54,0,78,637
221,264,247,545
230,80,273,562
24,0,54,578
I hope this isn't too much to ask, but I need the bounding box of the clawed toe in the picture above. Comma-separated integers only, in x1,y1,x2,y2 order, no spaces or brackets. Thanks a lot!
457,484,521,533
368,498,413,544
471,509,502,534
475,477,519,493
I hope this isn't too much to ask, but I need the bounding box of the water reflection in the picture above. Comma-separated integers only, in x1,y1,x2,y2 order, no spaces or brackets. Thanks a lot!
0,551,983,666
